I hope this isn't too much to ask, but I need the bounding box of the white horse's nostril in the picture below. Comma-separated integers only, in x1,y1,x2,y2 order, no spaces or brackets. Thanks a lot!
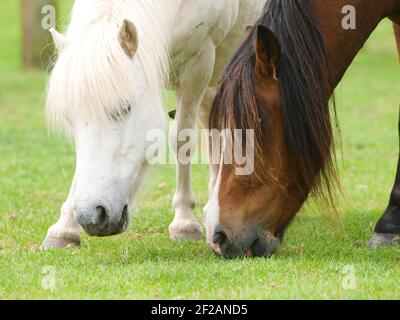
121,205,128,219
118,205,129,231
95,206,110,230
75,204,111,235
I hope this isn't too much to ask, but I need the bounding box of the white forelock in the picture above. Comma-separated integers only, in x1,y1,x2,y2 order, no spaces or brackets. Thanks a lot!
46,0,180,130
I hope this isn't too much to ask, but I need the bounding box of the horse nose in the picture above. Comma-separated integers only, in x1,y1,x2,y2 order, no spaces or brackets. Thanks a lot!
211,227,230,255
75,205,111,236
213,230,227,245
211,226,281,258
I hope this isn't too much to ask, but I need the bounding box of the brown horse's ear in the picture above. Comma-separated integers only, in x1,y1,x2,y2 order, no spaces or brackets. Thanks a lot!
245,25,254,39
254,25,281,79
118,19,139,58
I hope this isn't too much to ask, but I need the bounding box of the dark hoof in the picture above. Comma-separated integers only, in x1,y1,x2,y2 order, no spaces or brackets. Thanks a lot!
368,233,400,249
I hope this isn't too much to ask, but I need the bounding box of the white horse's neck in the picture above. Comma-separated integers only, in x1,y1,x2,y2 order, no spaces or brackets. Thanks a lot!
48,0,182,128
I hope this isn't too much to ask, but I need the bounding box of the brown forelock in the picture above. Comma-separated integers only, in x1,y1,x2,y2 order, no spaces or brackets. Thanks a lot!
210,0,339,208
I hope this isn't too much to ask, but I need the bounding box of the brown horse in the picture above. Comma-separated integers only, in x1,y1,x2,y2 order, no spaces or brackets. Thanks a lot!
207,0,400,258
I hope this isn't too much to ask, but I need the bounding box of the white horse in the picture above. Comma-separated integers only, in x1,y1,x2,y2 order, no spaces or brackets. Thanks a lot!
42,0,265,248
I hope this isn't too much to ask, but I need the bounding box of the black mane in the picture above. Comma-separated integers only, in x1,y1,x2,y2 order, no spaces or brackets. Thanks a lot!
210,0,338,204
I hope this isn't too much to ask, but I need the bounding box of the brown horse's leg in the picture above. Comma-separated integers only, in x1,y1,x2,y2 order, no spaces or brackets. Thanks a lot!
370,126,400,247
369,23,400,248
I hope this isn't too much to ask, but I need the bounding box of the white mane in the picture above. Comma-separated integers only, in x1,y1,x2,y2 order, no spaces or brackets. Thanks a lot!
47,0,180,129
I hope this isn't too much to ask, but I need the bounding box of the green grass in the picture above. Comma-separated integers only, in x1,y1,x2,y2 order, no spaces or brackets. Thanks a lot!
0,2,400,299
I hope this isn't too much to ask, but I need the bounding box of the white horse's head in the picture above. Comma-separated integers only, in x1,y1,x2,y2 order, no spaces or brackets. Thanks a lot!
47,19,168,237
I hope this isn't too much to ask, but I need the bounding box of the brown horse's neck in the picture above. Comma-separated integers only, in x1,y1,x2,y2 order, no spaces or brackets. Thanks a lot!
313,0,400,90
394,23,400,59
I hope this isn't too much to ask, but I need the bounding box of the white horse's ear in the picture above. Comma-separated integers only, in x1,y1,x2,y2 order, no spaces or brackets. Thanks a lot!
49,28,67,51
118,19,138,58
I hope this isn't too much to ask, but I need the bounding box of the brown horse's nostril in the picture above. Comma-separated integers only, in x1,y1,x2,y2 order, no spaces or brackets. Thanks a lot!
212,231,227,245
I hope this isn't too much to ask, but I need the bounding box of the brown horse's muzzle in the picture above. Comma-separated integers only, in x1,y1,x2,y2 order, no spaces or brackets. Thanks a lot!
211,225,280,258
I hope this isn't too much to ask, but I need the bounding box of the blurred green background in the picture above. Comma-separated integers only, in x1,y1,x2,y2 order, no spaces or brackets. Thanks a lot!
0,1,400,299
0,0,74,71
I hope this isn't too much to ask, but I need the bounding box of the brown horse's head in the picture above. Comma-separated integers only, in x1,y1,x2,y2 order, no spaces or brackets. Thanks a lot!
207,0,337,258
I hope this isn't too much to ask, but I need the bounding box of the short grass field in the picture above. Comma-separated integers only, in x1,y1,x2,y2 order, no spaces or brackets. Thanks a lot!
1,1,400,300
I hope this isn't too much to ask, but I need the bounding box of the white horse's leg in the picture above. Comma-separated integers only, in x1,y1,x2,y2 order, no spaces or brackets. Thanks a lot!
169,40,216,241
41,176,82,249
197,88,219,215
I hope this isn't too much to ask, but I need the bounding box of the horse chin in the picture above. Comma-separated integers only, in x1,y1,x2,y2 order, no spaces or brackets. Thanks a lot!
245,232,281,257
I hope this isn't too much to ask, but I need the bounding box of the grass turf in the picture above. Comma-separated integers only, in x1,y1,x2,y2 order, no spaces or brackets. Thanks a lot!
0,2,399,299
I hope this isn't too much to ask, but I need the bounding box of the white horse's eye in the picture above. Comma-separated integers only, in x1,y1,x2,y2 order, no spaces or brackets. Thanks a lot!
110,101,132,121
